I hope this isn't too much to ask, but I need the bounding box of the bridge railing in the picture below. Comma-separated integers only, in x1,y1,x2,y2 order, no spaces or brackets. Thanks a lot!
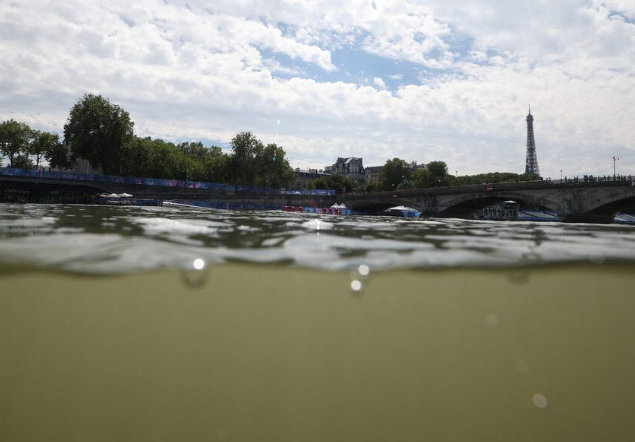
343,177,634,201
0,167,336,196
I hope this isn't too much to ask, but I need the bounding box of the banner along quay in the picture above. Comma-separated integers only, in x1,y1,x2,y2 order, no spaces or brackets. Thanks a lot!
0,167,337,210
2,167,635,222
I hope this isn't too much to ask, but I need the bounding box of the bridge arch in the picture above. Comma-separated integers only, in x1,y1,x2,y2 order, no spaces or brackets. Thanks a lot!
346,199,406,214
572,188,635,223
437,192,559,218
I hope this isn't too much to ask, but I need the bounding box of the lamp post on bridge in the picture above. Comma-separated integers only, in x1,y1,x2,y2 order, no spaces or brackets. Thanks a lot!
560,170,562,182
613,156,619,180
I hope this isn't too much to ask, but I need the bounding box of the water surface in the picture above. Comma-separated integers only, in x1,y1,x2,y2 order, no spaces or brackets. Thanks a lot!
1,204,634,273
1,203,634,442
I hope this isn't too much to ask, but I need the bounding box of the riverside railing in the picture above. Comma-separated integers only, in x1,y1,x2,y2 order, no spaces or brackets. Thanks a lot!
0,167,336,196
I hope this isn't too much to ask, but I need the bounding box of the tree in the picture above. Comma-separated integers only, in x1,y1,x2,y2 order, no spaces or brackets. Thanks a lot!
46,141,73,171
144,138,184,179
177,141,225,181
396,177,415,191
30,131,61,168
121,136,153,177
228,132,264,185
202,153,229,183
378,158,411,191
449,171,536,187
0,119,33,167
426,161,448,179
177,141,220,163
255,143,295,188
64,94,134,175
327,174,354,194
12,154,34,169
413,161,450,189
310,177,329,190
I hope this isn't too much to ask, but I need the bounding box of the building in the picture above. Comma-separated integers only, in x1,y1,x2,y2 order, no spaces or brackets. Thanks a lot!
365,161,426,186
408,161,426,171
525,106,540,177
326,157,365,185
71,157,103,175
290,168,330,190
364,166,384,186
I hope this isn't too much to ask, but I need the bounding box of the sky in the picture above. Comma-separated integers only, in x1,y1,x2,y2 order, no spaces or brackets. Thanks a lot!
1,0,634,179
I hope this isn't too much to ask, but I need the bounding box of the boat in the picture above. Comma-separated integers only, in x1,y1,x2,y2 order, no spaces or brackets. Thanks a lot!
383,205,421,218
96,193,136,205
475,201,519,220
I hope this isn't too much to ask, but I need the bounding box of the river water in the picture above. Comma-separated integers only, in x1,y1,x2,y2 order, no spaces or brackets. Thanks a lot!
1,203,635,442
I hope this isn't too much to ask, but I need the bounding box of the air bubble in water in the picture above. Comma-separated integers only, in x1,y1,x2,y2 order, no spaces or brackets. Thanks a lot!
181,257,209,289
350,265,370,295
508,271,530,285
532,394,548,409
350,264,371,281
216,429,229,441
193,258,205,270
516,360,530,374
485,314,498,326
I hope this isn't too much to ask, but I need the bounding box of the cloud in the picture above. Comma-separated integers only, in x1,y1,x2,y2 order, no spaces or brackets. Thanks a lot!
0,0,634,179
373,77,386,89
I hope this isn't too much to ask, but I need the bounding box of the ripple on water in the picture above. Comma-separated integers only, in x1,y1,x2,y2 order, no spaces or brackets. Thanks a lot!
1,204,635,274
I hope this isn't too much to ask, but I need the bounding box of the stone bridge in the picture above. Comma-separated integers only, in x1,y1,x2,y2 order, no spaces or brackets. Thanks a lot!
340,180,635,223
2,173,635,223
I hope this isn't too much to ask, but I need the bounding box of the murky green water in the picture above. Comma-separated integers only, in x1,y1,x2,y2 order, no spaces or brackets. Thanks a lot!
1,204,635,441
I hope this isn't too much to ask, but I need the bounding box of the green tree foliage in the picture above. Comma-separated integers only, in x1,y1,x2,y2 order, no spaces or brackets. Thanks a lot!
310,177,329,190
147,139,186,179
306,174,354,193
378,158,412,191
118,133,295,188
256,143,295,188
30,131,61,168
413,161,450,188
0,119,33,167
64,94,134,175
328,174,354,194
228,132,263,185
396,177,415,191
12,154,34,169
6,99,297,189
450,171,537,187
203,153,229,184
177,141,227,182
130,137,184,179
46,141,73,171
224,132,295,188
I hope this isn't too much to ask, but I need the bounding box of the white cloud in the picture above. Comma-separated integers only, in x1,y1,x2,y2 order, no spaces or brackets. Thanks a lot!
0,0,634,179
373,77,386,89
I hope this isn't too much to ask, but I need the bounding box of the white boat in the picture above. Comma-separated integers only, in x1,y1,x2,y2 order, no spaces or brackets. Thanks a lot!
383,205,421,218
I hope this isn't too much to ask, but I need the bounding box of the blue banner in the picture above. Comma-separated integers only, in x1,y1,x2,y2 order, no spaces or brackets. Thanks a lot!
0,167,336,196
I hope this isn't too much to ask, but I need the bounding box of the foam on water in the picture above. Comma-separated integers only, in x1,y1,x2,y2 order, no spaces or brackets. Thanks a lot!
1,203,635,274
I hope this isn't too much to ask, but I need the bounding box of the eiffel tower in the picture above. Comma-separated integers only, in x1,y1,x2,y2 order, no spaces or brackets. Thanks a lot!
525,105,540,177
